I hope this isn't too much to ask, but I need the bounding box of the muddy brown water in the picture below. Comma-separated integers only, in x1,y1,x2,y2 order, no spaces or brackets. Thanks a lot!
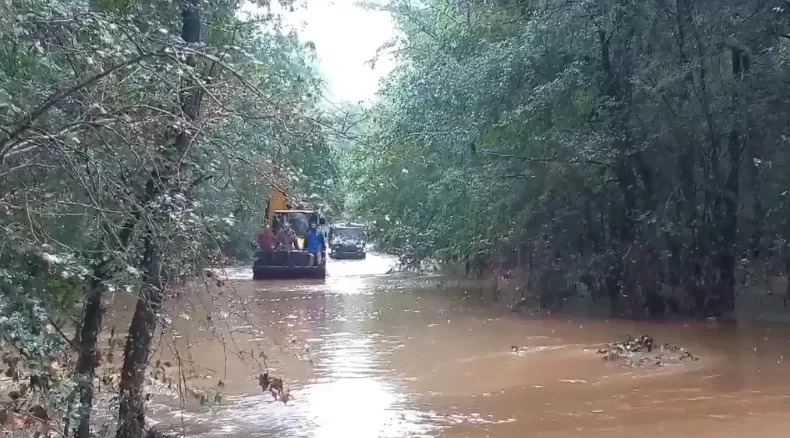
104,253,790,438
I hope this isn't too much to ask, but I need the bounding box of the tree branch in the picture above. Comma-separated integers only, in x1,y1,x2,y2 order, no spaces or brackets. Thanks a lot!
0,51,164,161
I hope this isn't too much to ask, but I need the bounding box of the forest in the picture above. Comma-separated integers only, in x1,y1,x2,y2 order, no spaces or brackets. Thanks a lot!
349,0,790,317
0,0,342,436
3,0,790,436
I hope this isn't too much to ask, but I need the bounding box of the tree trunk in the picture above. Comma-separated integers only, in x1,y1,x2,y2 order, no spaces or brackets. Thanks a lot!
116,234,163,438
716,128,740,315
116,2,203,437
713,47,748,315
785,250,790,309
73,279,103,438
599,20,637,313
74,212,142,438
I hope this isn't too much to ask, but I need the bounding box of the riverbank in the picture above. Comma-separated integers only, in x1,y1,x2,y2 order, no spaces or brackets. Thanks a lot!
441,262,790,323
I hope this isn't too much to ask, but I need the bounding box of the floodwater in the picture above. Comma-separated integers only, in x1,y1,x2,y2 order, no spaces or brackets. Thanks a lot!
107,253,790,438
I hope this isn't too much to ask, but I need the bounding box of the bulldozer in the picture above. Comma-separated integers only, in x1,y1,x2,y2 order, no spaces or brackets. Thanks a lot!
252,189,327,280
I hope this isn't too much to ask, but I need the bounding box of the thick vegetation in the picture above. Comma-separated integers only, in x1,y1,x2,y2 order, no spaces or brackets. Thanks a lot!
5,0,790,434
0,0,340,436
350,0,790,317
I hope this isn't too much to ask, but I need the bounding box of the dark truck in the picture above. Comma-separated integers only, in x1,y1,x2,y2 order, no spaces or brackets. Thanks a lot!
328,223,366,259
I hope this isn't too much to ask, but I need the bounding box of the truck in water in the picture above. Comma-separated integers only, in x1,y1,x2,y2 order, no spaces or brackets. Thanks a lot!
253,189,327,279
328,223,366,260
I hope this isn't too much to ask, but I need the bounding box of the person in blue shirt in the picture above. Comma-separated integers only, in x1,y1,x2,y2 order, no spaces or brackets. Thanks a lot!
305,222,326,266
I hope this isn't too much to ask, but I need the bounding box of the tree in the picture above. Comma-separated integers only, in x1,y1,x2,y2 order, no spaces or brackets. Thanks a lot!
1,0,340,435
351,0,790,316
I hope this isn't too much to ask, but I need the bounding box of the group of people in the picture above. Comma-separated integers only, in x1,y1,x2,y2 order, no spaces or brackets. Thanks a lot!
257,221,326,264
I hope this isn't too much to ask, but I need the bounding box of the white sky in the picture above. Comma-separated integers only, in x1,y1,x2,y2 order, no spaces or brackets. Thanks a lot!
242,1,397,105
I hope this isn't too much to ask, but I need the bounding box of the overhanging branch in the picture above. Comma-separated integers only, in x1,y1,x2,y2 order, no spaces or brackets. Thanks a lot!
0,51,164,161
481,151,611,168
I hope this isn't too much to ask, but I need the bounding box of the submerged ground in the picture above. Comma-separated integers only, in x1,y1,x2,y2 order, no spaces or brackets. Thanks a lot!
103,253,790,438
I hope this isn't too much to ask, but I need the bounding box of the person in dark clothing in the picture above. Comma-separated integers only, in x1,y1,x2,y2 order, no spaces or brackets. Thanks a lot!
257,225,276,251
276,221,296,250
305,223,326,265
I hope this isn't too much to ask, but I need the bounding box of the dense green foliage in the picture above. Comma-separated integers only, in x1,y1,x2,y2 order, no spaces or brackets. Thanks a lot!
0,0,341,435
350,0,790,316
7,0,790,433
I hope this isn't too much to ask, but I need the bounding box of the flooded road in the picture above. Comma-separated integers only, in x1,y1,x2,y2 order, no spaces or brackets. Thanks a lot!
108,253,790,437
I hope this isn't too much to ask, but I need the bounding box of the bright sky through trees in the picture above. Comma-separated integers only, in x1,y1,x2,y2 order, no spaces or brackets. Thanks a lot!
256,0,397,104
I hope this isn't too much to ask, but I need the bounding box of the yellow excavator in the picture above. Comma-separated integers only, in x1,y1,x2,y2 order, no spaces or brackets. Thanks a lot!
252,189,327,280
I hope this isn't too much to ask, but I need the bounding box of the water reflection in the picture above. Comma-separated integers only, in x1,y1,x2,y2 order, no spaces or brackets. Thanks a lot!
134,252,790,438
179,253,443,437
189,330,443,437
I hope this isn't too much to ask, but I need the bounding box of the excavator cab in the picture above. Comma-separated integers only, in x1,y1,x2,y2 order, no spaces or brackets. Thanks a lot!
253,189,327,280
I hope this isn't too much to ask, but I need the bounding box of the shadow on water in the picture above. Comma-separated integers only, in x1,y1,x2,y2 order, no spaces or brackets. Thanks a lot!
106,252,790,438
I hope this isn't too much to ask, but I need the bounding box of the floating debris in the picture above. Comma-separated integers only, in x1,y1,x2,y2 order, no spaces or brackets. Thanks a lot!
596,334,699,367
258,372,290,404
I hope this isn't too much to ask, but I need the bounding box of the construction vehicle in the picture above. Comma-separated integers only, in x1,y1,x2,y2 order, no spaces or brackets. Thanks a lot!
252,189,327,280
328,222,367,259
